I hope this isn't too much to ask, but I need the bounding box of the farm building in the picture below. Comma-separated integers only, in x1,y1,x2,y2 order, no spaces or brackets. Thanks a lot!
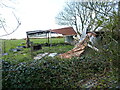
26,27,77,47
50,27,77,44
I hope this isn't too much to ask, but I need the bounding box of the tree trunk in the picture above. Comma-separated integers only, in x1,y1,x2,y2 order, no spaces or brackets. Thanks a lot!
59,35,90,59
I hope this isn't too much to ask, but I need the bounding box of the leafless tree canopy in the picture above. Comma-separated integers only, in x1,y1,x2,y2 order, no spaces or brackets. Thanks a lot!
56,1,118,36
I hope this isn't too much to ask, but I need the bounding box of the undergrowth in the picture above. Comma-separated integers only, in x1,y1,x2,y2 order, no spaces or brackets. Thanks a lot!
2,36,120,89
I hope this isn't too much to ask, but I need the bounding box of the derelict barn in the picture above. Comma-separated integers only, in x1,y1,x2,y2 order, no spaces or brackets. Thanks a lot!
50,27,77,44
26,27,77,49
26,30,53,48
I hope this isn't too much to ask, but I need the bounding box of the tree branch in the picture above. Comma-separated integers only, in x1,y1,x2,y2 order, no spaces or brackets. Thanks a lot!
0,12,21,37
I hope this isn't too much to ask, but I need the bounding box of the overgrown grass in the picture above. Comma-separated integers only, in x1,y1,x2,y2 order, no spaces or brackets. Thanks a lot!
2,38,65,52
2,39,25,52
2,37,73,64
2,37,119,88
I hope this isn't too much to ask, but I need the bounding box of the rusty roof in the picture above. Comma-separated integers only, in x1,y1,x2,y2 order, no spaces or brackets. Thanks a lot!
50,27,77,36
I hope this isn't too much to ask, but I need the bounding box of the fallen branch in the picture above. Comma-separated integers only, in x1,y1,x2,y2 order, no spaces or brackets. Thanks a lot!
59,35,90,59
88,44,99,52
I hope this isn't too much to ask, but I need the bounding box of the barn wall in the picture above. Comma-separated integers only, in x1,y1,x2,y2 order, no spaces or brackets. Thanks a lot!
65,36,74,44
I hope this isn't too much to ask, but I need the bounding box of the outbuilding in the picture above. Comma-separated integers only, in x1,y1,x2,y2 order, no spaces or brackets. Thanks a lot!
26,27,77,47
50,27,77,45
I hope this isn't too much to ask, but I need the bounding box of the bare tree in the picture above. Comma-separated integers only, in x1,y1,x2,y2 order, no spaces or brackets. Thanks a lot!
56,1,117,36
0,0,21,37
56,2,94,36
0,0,16,9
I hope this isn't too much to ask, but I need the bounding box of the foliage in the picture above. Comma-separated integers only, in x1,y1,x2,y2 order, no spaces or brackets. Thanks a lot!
2,37,119,89
2,54,117,88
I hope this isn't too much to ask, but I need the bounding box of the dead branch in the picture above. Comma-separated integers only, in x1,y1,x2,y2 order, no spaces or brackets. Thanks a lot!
59,35,90,59
0,12,21,37
88,44,99,52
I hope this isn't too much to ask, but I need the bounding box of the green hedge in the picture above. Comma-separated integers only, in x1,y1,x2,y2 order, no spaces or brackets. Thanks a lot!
2,55,113,88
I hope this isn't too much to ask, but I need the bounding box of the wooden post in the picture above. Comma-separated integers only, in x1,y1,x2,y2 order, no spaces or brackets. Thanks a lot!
30,42,33,59
46,32,47,45
26,35,30,48
50,30,52,47
48,32,50,46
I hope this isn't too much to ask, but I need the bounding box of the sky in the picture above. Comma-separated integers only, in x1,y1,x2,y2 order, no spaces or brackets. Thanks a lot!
0,0,68,39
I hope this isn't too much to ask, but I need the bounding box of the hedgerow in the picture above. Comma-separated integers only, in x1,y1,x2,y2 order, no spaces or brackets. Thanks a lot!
2,54,116,88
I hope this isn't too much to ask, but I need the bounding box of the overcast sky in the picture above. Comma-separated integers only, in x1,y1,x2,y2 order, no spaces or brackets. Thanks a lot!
0,0,68,39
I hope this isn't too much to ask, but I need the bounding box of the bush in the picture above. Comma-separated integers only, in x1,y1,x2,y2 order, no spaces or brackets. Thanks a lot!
2,34,119,88
2,54,113,89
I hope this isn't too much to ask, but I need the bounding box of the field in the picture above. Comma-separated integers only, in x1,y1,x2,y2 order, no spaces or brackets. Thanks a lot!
2,37,119,88
2,38,74,63
2,38,67,52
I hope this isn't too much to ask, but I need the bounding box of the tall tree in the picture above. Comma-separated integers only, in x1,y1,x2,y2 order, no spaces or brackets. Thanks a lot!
56,1,117,37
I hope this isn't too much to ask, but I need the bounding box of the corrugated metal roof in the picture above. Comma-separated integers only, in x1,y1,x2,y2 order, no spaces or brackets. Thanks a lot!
26,30,50,35
50,27,77,36
26,27,77,36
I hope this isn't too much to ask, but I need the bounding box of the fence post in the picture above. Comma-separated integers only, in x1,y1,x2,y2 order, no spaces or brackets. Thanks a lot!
30,42,33,59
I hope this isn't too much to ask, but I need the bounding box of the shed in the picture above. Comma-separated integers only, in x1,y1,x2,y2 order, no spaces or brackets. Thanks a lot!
26,27,77,47
26,30,54,47
50,27,77,44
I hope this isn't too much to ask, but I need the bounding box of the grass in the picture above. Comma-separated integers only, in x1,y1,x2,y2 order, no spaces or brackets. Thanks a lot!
2,37,119,88
30,37,65,44
2,37,73,63
2,37,65,52
2,39,25,52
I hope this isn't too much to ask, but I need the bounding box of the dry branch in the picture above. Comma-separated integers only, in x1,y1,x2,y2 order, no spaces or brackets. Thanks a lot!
59,35,90,59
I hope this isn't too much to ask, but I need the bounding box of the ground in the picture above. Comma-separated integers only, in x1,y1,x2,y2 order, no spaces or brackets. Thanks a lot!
1,37,119,88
